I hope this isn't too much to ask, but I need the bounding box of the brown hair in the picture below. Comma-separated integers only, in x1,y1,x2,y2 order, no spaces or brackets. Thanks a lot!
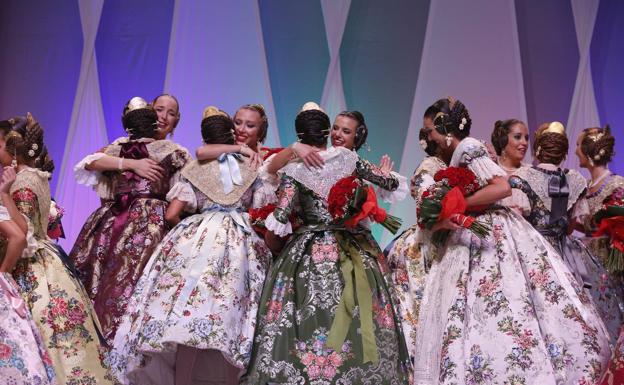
236,104,269,143
491,119,526,156
533,123,568,164
580,125,615,166
4,115,54,172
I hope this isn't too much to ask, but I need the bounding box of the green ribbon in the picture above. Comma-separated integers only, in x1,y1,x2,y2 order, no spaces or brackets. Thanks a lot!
326,232,379,364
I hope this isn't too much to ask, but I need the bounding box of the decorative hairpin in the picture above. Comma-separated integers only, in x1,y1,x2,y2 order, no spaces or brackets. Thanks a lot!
587,131,605,142
459,117,467,130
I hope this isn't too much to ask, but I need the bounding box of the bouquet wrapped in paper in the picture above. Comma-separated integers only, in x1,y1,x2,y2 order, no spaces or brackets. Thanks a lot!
328,176,401,234
417,167,490,245
593,188,624,274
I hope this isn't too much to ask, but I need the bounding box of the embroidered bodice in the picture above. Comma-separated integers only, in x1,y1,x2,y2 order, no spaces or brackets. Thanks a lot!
509,166,586,247
273,147,399,226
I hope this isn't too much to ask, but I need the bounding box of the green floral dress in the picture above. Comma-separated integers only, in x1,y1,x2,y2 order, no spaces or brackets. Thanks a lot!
242,146,410,385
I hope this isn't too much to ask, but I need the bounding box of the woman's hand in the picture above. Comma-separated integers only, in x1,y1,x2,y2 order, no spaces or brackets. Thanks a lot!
129,158,165,182
378,154,394,175
0,167,16,194
292,142,324,169
431,217,462,232
239,145,263,169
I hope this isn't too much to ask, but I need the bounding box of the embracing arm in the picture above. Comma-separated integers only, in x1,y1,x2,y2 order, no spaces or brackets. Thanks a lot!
84,155,165,182
196,144,262,168
465,176,511,207
264,175,298,255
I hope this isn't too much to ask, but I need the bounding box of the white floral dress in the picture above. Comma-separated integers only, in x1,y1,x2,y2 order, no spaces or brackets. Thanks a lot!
385,156,446,364
108,158,272,385
413,138,612,385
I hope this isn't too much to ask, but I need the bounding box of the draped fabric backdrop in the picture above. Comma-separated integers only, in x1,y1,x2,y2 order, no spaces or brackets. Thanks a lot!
0,0,622,249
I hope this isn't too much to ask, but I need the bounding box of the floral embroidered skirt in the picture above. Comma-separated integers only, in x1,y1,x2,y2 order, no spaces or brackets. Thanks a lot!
385,225,433,365
413,209,612,385
108,210,270,385
242,226,411,385
69,198,168,343
13,241,112,385
0,272,56,385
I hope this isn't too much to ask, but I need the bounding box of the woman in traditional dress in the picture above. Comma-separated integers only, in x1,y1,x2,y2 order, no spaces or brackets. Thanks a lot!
109,107,271,385
412,97,611,385
0,113,111,384
0,158,56,385
242,103,410,385
575,125,624,385
383,125,447,365
69,97,191,343
507,122,622,342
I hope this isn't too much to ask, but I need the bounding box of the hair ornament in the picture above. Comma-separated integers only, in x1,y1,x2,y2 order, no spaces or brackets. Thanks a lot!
5,131,22,142
31,143,38,151
202,106,228,120
459,117,467,131
539,121,566,137
536,146,541,157
419,139,428,151
28,149,35,157
587,131,605,142
124,97,149,116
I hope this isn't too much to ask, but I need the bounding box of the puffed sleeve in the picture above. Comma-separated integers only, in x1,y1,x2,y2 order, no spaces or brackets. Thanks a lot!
455,138,506,186
166,178,198,213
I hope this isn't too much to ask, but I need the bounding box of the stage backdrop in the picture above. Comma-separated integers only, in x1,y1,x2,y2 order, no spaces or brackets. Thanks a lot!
0,0,622,249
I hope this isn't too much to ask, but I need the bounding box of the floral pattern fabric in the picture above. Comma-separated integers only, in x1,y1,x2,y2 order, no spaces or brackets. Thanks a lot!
385,156,446,364
69,142,190,343
509,167,623,342
0,272,56,385
10,168,112,385
412,138,612,385
242,151,411,385
108,176,271,384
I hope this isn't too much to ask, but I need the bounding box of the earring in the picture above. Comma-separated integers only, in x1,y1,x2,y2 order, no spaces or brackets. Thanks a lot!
10,157,17,168
588,158,594,167
445,133,452,147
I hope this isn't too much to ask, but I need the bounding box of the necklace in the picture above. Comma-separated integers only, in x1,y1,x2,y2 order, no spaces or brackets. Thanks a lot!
499,163,520,175
589,169,611,189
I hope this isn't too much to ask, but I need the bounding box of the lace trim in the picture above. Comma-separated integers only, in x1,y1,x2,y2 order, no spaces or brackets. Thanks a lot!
166,180,198,213
378,171,409,203
280,147,358,199
265,212,292,236
104,139,190,164
73,153,107,187
515,166,586,211
181,160,257,206
586,174,624,213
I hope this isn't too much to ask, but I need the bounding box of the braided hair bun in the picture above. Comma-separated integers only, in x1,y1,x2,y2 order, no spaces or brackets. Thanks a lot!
533,122,568,165
201,107,235,145
581,125,615,166
295,106,330,147
4,113,53,172
430,97,472,139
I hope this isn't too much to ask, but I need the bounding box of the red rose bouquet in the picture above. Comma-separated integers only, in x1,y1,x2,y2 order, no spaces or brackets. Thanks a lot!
328,176,402,234
417,167,490,245
593,188,624,273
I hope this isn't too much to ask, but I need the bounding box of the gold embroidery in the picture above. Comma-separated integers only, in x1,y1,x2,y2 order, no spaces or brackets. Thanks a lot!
10,168,51,238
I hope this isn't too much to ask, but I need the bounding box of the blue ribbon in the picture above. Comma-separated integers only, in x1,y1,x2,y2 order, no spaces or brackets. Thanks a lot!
172,204,250,317
217,153,244,194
